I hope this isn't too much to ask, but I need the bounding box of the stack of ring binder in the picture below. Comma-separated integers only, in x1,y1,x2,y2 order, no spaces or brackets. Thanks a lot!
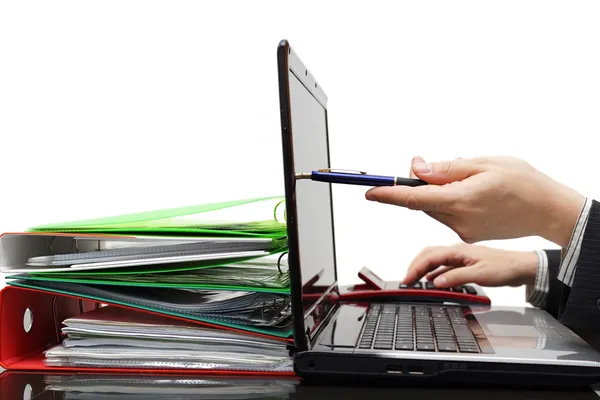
0,196,296,376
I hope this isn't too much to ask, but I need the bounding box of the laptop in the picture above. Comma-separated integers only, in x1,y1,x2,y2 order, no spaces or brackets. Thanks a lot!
275,39,600,387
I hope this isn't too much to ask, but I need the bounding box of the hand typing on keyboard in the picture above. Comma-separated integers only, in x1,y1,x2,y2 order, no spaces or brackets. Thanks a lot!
403,243,539,289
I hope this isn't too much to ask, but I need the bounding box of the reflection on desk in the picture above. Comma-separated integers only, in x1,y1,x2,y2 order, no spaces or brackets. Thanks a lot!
1,372,598,400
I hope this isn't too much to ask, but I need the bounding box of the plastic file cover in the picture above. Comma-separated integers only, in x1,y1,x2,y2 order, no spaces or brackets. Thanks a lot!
45,346,293,372
8,279,293,337
27,241,275,267
29,196,287,239
4,250,274,274
7,254,291,294
44,375,297,398
44,306,293,374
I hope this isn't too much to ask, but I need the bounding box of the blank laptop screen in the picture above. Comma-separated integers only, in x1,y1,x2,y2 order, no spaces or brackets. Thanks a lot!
287,67,337,314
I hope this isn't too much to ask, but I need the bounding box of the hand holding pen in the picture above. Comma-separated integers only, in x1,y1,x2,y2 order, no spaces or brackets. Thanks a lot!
295,168,427,187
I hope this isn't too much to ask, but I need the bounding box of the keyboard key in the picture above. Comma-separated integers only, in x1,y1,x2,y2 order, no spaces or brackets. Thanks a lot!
395,341,414,350
458,345,479,353
465,286,477,295
437,342,457,352
453,326,472,335
412,282,423,289
417,341,435,348
425,281,435,289
417,343,435,351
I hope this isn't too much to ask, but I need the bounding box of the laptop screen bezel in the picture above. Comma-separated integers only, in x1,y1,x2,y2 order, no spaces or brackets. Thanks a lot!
276,40,339,353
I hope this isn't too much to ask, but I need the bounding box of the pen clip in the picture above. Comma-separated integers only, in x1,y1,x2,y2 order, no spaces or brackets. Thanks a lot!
318,168,367,175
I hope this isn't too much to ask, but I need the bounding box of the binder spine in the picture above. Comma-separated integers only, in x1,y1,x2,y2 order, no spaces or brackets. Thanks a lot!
0,286,96,369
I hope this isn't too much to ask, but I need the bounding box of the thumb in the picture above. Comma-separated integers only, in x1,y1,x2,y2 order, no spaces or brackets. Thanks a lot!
412,158,483,185
409,156,425,178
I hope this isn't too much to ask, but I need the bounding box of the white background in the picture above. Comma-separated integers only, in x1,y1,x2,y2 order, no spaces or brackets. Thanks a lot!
1,1,600,306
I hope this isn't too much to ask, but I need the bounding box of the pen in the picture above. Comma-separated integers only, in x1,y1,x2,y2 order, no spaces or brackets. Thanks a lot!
295,169,428,187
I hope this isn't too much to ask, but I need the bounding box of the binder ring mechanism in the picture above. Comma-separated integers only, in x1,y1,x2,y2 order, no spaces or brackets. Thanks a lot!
277,252,288,274
296,168,367,179
49,235,83,255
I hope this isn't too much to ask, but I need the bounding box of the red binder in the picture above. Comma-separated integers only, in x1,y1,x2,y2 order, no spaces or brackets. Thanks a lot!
0,285,295,376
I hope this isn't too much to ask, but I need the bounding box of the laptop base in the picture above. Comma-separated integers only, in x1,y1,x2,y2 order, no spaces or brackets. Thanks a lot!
295,352,600,388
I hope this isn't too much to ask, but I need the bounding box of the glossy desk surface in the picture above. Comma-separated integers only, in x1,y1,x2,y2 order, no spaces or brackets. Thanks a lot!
2,372,600,400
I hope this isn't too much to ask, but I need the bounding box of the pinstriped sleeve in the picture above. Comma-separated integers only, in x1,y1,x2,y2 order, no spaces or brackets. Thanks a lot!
557,198,592,287
526,250,550,308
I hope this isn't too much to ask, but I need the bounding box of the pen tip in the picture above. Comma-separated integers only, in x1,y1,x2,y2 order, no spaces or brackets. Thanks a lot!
295,173,311,179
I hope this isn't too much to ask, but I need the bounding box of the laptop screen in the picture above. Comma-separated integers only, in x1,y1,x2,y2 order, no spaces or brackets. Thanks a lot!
278,42,338,350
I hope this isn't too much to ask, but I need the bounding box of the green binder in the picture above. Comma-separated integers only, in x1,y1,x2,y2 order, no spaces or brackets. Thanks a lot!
7,254,291,294
29,196,288,238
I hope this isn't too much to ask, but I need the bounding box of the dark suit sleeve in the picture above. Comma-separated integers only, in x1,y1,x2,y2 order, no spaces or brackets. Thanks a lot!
557,199,600,334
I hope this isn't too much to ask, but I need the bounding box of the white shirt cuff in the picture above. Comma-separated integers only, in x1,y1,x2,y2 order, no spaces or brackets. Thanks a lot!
557,197,592,287
526,250,550,308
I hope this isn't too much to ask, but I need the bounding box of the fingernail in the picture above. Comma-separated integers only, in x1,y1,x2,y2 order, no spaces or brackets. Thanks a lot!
413,162,431,174
434,276,447,287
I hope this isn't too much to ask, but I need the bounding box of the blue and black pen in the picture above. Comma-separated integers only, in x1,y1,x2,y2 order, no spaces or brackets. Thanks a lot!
295,169,428,187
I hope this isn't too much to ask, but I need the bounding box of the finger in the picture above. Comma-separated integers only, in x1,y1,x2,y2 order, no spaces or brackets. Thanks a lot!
409,156,425,179
403,246,468,284
411,158,485,185
365,185,457,212
433,265,483,288
426,265,452,281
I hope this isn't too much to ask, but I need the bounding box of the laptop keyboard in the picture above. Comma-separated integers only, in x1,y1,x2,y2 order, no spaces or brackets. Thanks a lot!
357,304,480,353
